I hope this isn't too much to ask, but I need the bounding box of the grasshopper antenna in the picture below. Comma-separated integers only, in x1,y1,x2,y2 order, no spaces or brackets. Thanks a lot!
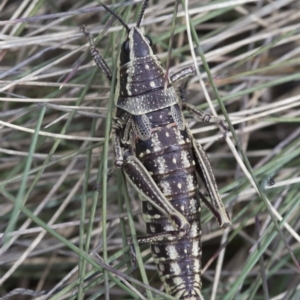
100,3,130,32
136,0,150,28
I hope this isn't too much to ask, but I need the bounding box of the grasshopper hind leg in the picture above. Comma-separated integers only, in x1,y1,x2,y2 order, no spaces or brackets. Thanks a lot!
121,154,190,237
190,134,231,228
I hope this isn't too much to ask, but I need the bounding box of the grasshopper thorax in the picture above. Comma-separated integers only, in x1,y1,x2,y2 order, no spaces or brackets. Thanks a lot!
101,1,176,117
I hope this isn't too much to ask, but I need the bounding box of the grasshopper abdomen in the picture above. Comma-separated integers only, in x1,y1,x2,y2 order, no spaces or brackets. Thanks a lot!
135,106,203,298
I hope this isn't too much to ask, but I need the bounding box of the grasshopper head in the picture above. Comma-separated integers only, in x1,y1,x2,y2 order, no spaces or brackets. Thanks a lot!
120,27,153,66
100,1,151,66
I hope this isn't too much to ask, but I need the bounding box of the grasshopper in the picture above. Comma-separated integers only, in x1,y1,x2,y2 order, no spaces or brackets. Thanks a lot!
83,1,231,298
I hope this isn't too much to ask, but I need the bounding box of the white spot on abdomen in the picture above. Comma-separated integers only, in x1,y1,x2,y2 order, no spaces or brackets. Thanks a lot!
151,132,162,152
159,180,171,195
181,150,190,168
170,262,181,275
156,156,167,174
186,174,196,191
164,224,175,231
193,258,200,272
192,240,200,257
190,221,199,237
166,245,179,260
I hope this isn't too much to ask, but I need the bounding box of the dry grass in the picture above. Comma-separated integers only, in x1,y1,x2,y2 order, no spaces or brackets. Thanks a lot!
0,0,300,299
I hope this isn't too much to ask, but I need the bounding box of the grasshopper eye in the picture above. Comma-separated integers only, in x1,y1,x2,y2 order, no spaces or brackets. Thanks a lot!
122,39,130,52
144,35,152,47
120,39,130,65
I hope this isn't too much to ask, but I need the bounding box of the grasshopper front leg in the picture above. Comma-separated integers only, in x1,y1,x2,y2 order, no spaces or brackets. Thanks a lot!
183,102,228,140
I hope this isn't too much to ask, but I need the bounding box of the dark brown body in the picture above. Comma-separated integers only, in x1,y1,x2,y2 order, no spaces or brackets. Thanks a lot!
86,8,230,297
111,26,230,299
